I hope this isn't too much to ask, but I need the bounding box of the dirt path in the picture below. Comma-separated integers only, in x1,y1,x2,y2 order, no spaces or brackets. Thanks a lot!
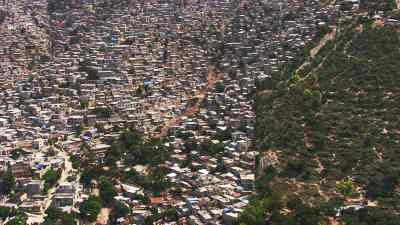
295,27,337,76
96,208,110,225
26,149,74,224
153,66,222,139
310,27,337,58
43,150,73,209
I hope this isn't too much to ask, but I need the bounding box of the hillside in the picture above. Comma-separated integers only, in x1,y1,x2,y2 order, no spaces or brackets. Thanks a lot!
242,16,400,225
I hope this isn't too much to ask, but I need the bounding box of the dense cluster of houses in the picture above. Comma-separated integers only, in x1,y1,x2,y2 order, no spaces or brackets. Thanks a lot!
0,0,363,224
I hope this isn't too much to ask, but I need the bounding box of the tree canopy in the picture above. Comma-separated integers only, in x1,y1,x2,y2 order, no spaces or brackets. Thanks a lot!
99,176,117,205
0,166,15,195
109,201,130,225
79,196,102,222
43,207,76,225
249,16,400,225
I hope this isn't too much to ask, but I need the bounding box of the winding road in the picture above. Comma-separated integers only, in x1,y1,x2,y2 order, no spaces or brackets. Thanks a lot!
26,149,74,225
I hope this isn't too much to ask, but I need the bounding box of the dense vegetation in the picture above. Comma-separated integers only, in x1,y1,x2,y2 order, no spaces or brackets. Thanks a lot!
0,166,15,195
104,129,170,168
47,0,73,13
121,167,170,196
108,201,130,225
0,10,6,25
79,196,102,222
360,0,397,13
76,127,171,223
42,207,76,225
42,168,61,194
246,17,400,225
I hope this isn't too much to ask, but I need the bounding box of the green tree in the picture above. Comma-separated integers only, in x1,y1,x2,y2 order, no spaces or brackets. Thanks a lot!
60,213,76,225
80,196,102,222
336,178,358,198
238,198,267,225
146,167,170,195
208,24,217,34
0,165,15,195
70,154,82,170
239,191,288,224
131,193,150,204
366,173,398,198
136,85,145,96
10,148,26,160
389,0,397,10
80,66,99,80
79,99,89,109
75,125,83,137
5,216,25,225
121,169,140,183
0,10,6,25
43,207,76,225
104,143,122,166
42,169,60,194
43,169,60,187
80,167,95,190
144,216,155,225
94,107,112,118
99,176,117,205
215,156,226,172
163,208,179,222
119,129,143,149
109,201,130,224
0,206,11,219
215,81,225,93
183,140,198,152
201,141,226,156
27,75,33,82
